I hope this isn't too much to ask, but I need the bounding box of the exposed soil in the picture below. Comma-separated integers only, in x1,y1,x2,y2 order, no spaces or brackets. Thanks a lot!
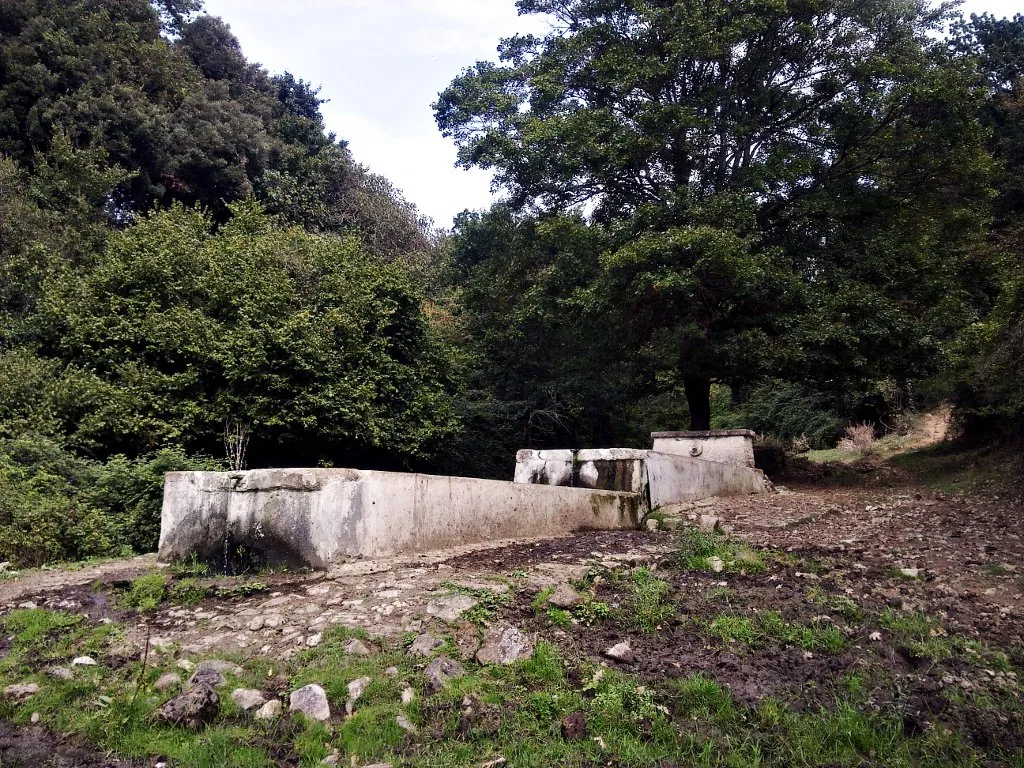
0,721,139,767
0,442,1021,764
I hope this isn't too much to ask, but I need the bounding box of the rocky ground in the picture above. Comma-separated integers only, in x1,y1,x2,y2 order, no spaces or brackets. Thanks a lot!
0,444,1021,767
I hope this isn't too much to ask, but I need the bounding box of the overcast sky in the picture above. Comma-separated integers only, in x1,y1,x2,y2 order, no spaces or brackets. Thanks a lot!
203,0,1020,230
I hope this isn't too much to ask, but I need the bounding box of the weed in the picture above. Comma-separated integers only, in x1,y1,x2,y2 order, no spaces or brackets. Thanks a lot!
624,567,674,633
673,527,766,574
705,610,847,653
545,607,573,628
170,553,210,577
574,599,611,626
118,572,167,611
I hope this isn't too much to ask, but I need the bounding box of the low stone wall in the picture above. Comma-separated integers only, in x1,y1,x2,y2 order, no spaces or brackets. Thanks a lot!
650,430,756,468
159,469,643,570
645,452,768,508
513,448,769,507
513,449,647,493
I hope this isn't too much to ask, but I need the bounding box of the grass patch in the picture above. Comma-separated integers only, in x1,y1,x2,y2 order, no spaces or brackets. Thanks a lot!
705,610,848,653
673,527,767,574
439,581,513,625
117,572,167,611
622,567,674,633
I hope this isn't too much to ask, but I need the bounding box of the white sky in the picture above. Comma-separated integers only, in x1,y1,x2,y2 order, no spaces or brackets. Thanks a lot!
203,0,1020,230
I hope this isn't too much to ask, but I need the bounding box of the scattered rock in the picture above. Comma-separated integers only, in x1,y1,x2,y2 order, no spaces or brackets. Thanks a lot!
426,595,478,622
708,557,725,573
290,683,331,721
408,633,444,657
604,640,633,662
3,683,39,702
189,660,242,688
346,676,372,715
384,666,400,677
401,686,415,705
44,667,73,681
306,633,323,647
454,623,482,661
561,711,588,740
153,683,219,728
870,631,883,641
547,583,583,609
396,714,417,734
645,518,660,532
71,656,97,667
424,656,465,693
476,624,534,666
661,517,684,531
254,699,282,720
699,514,722,531
343,638,374,656
900,568,921,578
320,753,340,765
176,659,196,673
364,764,393,768
30,712,40,724
231,688,268,711
247,617,265,632
154,673,182,692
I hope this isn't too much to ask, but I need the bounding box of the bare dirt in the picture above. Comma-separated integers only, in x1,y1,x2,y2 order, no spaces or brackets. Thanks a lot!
0,441,1021,764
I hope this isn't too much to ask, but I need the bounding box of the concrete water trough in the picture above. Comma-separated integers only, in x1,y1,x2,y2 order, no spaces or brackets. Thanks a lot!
158,468,643,570
159,430,768,570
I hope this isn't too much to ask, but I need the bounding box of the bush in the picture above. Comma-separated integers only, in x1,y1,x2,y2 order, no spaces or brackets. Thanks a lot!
0,436,220,567
837,423,876,452
733,381,844,449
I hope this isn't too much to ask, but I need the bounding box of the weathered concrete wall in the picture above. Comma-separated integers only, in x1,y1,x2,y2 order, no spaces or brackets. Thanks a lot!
646,452,768,508
514,449,648,493
651,430,756,468
159,469,643,569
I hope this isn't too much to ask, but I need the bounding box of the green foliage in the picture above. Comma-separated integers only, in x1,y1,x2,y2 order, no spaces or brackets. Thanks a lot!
24,204,457,465
705,611,847,654
118,573,168,611
623,567,675,633
673,527,766,574
731,381,844,450
0,434,218,566
437,0,994,428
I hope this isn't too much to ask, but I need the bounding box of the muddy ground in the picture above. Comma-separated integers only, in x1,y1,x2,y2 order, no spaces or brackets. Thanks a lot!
0,445,1021,766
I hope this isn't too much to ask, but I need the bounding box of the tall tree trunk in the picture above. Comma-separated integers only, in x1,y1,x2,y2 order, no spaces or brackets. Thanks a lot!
684,376,712,431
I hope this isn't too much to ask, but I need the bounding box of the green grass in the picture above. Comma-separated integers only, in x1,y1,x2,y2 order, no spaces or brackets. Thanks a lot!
704,610,848,653
439,581,513,625
1,608,1020,768
117,572,168,611
673,528,767,574
622,567,675,633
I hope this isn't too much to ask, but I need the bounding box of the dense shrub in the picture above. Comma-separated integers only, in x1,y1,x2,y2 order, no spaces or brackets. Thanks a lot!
732,382,844,450
24,203,459,467
0,437,220,567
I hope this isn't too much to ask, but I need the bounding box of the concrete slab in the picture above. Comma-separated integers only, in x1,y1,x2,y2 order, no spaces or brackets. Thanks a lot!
651,430,756,468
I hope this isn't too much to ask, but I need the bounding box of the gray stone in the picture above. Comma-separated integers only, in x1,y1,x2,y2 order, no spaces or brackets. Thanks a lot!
247,617,265,632
345,676,372,715
476,624,534,666
401,687,415,705
71,656,97,667
547,583,583,609
189,660,242,688
699,514,722,531
3,683,39,702
176,659,196,673
426,595,478,622
231,688,268,711
604,641,633,661
708,556,725,573
454,624,481,661
153,683,219,728
44,667,73,681
645,518,660,532
290,684,331,721
254,699,282,720
155,673,182,692
306,633,323,647
900,567,922,578
424,656,465,693
396,715,418,734
408,633,444,658
661,517,684,531
344,638,374,656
